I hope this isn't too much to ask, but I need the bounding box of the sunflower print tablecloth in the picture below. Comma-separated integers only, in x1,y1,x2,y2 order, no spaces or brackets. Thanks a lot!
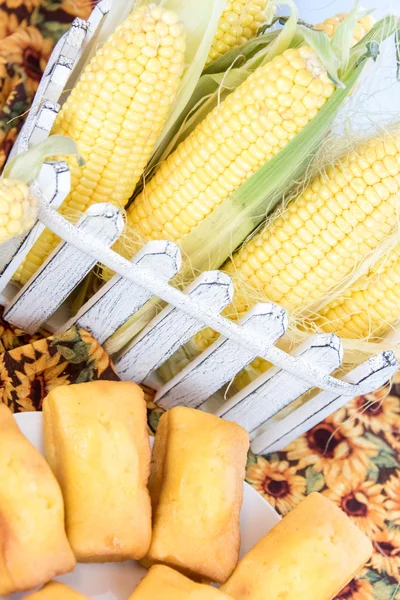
1,1,400,599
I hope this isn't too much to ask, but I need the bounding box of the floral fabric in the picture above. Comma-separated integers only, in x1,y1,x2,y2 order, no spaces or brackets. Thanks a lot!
246,381,400,599
0,312,118,412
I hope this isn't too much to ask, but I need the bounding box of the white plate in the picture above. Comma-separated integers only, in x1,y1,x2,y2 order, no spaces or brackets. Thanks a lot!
8,412,280,600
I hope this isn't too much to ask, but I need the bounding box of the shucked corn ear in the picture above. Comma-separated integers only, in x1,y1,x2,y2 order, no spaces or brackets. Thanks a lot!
222,133,400,319
0,180,37,244
206,0,269,65
122,46,334,252
317,242,400,340
194,133,400,382
13,4,186,285
316,12,375,46
0,136,81,247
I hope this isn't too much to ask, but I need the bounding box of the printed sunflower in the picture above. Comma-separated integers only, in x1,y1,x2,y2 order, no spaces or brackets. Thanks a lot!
0,26,53,94
334,576,374,600
3,0,41,11
246,457,306,515
346,390,400,435
285,411,378,488
371,529,400,581
323,479,386,536
51,0,96,20
384,426,400,453
13,351,69,411
0,308,47,353
0,126,19,170
0,355,14,407
78,328,117,379
0,9,27,39
385,472,400,524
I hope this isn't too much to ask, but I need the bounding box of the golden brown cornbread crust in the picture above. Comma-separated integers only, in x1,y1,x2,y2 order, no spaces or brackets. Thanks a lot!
43,381,152,563
0,405,75,595
145,407,249,583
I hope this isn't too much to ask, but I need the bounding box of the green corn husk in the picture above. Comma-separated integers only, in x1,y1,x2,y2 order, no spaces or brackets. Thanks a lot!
3,135,83,183
106,12,400,357
136,0,300,195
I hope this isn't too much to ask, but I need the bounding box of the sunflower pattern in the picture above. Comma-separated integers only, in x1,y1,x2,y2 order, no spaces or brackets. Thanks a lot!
244,387,400,599
0,312,118,412
0,0,96,169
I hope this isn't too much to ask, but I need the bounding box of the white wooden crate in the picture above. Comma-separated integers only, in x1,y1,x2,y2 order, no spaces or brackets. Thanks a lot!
0,1,398,453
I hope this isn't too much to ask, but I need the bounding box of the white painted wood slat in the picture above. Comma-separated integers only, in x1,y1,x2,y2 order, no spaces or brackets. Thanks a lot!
0,162,70,293
10,20,88,159
251,351,398,454
217,334,343,437
3,204,124,334
116,270,234,384
63,240,181,344
32,197,400,399
156,303,288,410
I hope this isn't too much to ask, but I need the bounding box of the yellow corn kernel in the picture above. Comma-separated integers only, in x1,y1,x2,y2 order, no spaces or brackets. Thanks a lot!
315,12,375,46
123,46,334,251
316,243,400,340
206,0,269,65
194,133,400,370
224,134,400,320
0,179,37,244
13,5,186,285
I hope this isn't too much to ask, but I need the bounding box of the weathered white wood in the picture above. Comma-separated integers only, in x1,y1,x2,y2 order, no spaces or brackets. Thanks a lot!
29,101,61,147
1,1,110,293
218,333,343,437
36,196,399,399
11,1,110,158
63,1,112,99
3,204,124,334
62,240,181,343
251,350,398,454
9,20,88,158
0,161,70,293
156,303,288,410
117,270,234,384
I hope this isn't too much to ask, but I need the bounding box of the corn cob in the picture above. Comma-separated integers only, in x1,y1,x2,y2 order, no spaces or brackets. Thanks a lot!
315,12,375,46
196,133,400,387
123,46,334,250
222,134,400,319
206,0,269,66
316,243,400,340
0,180,37,243
13,4,186,285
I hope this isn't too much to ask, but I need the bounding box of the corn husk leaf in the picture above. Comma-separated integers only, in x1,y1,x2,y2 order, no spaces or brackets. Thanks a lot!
143,2,300,179
107,14,400,355
330,2,373,72
178,15,400,275
2,135,83,183
145,0,226,169
262,0,298,62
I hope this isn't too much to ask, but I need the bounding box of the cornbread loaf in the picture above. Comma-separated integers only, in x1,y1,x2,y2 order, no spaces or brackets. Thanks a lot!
144,407,249,583
129,565,234,599
25,582,89,599
221,492,373,600
43,381,152,562
0,405,75,595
